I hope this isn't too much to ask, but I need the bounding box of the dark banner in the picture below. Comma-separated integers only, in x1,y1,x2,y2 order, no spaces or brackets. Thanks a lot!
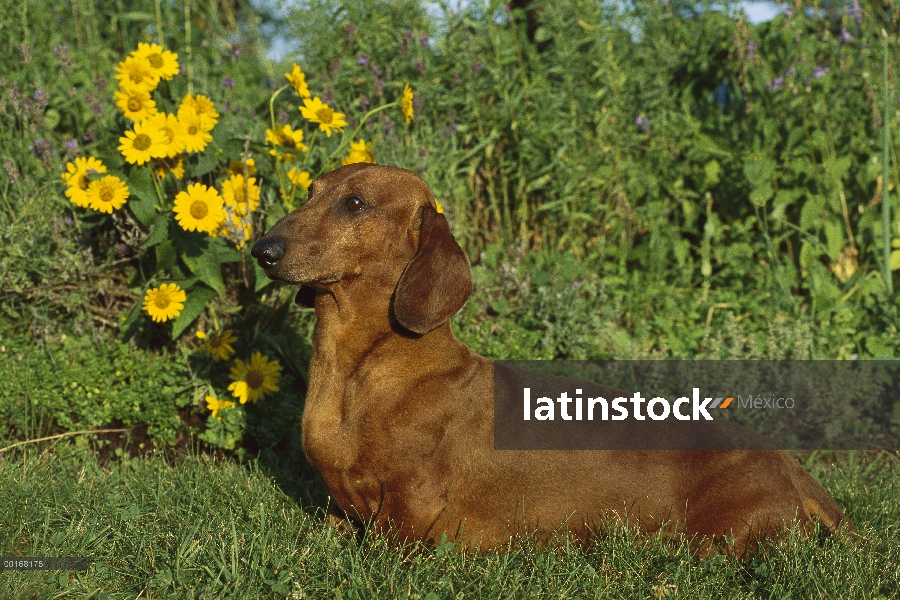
493,361,900,450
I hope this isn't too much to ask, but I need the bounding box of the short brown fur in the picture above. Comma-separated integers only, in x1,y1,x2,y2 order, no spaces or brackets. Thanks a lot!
254,163,850,555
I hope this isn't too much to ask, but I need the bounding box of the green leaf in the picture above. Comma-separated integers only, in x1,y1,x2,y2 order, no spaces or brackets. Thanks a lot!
254,260,274,292
182,250,226,294
207,236,242,263
128,168,158,226
171,286,217,339
119,298,144,339
141,213,170,249
156,237,176,272
44,108,60,130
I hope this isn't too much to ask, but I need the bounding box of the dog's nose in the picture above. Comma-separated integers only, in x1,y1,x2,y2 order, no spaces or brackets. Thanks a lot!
251,239,285,268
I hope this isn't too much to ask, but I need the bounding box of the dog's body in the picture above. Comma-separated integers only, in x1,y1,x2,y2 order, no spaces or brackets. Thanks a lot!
252,163,849,555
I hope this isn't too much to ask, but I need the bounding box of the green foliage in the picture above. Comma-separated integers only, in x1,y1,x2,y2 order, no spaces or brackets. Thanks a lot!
0,329,194,446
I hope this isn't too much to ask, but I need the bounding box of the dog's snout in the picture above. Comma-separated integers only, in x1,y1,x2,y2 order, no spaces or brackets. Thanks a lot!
251,239,285,269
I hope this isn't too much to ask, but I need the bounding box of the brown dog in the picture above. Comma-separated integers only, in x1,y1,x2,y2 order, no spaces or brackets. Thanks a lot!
251,163,849,555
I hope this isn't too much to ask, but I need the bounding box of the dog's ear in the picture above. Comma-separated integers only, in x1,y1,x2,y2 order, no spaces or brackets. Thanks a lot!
295,286,317,308
393,205,472,334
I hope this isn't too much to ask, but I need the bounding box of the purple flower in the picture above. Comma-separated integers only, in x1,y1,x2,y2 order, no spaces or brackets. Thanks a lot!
839,28,853,44
63,138,78,154
784,7,793,17
812,66,829,79
573,281,581,288
785,67,796,77
322,86,334,104
767,77,784,90
746,41,757,60
65,217,74,226
471,61,484,76
419,32,429,48
231,43,242,57
635,115,649,134
30,139,52,158
33,88,49,106
222,77,236,90
178,63,186,75
358,54,369,67
359,95,370,109
382,116,395,137
371,65,382,77
847,0,862,25
413,94,422,112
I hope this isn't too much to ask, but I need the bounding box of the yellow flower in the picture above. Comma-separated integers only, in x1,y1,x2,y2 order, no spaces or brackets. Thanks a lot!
341,139,375,165
147,112,185,157
114,87,158,122
287,169,312,190
118,120,167,165
299,97,346,137
62,157,106,208
178,94,219,131
173,183,225,233
228,352,281,404
131,42,179,81
196,329,237,361
285,63,310,98
222,174,260,216
206,396,236,420
179,112,213,154
152,155,186,180
401,84,414,124
86,175,130,214
265,125,308,152
228,157,257,177
435,200,444,214
115,55,160,92
142,283,186,323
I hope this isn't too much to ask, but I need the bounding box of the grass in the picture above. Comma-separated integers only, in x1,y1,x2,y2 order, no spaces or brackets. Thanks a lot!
0,446,898,598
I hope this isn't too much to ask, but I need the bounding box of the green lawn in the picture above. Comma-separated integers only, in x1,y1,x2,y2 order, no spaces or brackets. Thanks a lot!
0,446,897,599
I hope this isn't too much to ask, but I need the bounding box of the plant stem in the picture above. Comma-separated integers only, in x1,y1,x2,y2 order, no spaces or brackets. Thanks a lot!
882,29,893,294
184,0,193,96
268,85,289,132
154,0,164,47
322,101,399,168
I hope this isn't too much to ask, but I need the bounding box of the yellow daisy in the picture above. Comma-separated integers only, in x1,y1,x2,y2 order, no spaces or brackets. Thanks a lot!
222,174,260,215
115,55,160,92
228,157,257,177
265,125,308,152
173,183,225,233
196,329,237,361
228,352,281,404
62,157,107,208
152,155,186,180
287,169,312,190
435,199,444,214
147,112,185,157
285,63,310,98
86,175,129,214
114,87,158,122
118,120,167,165
179,112,213,154
298,97,346,137
142,283,186,323
206,396,236,420
178,94,219,131
132,42,179,81
341,139,375,165
401,84,414,124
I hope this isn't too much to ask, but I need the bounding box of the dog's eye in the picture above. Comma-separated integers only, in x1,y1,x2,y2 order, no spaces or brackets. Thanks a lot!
344,197,366,212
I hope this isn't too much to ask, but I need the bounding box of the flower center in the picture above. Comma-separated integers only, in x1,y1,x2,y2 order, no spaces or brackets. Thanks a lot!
78,174,90,190
148,53,164,69
127,97,143,112
99,184,115,203
245,370,264,389
154,294,170,309
187,124,199,135
161,126,174,144
316,107,333,124
233,185,246,204
133,134,152,151
190,200,208,220
130,70,146,84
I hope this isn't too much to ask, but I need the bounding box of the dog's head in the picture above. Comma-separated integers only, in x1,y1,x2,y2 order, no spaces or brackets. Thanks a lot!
251,163,472,334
